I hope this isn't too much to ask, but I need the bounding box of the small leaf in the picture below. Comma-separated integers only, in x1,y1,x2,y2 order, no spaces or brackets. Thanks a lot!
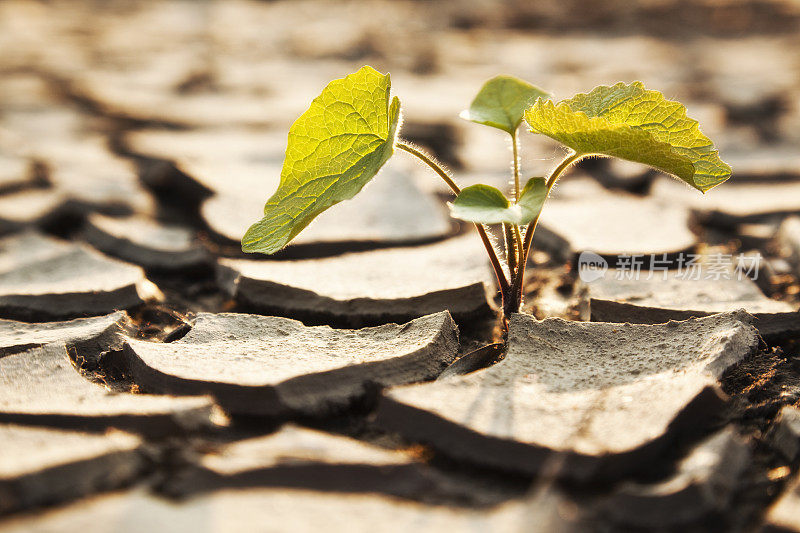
524,82,731,192
461,75,550,134
517,177,548,219
242,66,401,254
450,177,547,226
450,184,509,223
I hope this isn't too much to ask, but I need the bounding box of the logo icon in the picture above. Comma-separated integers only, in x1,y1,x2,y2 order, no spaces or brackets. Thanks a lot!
578,251,608,283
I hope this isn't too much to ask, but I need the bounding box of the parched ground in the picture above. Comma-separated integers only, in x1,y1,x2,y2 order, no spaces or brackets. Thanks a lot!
1,1,800,531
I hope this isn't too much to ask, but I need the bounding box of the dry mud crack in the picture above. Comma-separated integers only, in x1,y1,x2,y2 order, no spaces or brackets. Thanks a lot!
377,311,759,482
2,1,800,530
116,311,460,418
0,314,215,436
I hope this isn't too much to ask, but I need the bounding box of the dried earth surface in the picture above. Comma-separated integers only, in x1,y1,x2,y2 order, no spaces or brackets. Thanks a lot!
1,1,800,531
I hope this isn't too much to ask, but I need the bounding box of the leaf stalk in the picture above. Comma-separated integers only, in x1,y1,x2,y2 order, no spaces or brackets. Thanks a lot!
396,141,510,295
511,130,521,201
504,223,518,276
504,151,583,317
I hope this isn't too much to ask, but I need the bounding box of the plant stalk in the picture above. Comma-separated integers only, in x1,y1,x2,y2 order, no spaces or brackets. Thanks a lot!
504,152,583,318
396,142,460,195
511,130,521,201
503,223,518,277
509,131,524,272
396,141,510,294
513,225,523,268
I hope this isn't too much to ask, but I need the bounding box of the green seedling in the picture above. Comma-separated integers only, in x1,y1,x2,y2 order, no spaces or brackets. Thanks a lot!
242,66,732,327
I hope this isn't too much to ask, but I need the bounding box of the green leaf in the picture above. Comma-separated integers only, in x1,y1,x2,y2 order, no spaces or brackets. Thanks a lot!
460,75,550,134
450,177,547,226
242,66,401,254
524,81,731,193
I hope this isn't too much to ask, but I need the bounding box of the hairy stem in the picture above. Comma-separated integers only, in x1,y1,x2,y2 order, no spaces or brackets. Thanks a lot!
506,152,583,316
396,141,460,195
513,224,523,269
396,140,510,294
504,223,518,277
545,152,582,190
509,131,524,273
511,130,521,201
499,130,525,325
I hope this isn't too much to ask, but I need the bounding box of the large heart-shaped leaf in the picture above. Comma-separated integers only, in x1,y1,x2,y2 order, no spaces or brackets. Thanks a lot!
450,177,547,226
242,66,401,254
524,82,731,192
461,75,550,135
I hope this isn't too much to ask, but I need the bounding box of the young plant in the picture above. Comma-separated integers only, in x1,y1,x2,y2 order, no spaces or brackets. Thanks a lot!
242,66,732,327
